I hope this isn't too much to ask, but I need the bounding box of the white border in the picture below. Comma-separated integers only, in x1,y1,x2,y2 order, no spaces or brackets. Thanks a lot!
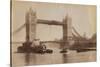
20,0,98,5
0,0,100,67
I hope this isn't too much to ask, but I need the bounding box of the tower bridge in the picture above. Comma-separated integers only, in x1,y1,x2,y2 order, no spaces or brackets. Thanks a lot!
12,8,96,53
13,7,72,45
12,7,72,51
13,7,95,52
13,7,84,46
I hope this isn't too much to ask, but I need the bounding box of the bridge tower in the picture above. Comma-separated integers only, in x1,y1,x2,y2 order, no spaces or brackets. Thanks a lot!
62,14,72,50
17,8,37,52
25,7,37,42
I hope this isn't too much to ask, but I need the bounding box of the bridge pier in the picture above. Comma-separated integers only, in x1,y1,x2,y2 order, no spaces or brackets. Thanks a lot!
25,8,37,42
63,15,69,49
60,15,72,52
17,8,37,53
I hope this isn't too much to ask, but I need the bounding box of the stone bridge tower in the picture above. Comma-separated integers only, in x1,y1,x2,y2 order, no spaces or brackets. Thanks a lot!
25,8,37,42
62,14,72,50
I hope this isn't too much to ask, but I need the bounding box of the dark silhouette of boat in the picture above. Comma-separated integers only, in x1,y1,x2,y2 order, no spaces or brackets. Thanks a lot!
17,42,53,54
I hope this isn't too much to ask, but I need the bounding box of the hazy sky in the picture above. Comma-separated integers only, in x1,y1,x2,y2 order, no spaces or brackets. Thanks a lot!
12,1,96,41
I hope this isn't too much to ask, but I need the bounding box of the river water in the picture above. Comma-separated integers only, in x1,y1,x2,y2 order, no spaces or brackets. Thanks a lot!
12,43,96,67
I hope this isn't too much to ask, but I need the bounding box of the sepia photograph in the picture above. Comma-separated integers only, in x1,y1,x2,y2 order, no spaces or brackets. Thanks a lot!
11,0,96,67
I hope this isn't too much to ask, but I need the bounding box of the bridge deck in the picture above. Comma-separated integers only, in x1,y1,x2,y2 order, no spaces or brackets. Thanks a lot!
37,19,63,25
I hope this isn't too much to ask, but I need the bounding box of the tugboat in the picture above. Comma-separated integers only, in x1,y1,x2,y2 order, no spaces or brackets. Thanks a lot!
60,48,68,53
60,44,68,53
17,39,53,54
60,42,68,53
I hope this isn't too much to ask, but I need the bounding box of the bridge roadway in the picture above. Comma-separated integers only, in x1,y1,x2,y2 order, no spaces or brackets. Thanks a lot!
37,19,63,25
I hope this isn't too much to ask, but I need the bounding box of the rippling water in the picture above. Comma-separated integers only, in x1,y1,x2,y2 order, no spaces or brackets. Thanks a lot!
12,43,96,67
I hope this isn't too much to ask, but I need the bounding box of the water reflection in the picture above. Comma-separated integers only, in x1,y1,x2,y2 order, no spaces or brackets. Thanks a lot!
25,53,30,66
24,52,68,65
25,53,38,65
62,53,68,63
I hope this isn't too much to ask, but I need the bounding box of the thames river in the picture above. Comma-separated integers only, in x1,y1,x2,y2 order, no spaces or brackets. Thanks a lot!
12,43,96,67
